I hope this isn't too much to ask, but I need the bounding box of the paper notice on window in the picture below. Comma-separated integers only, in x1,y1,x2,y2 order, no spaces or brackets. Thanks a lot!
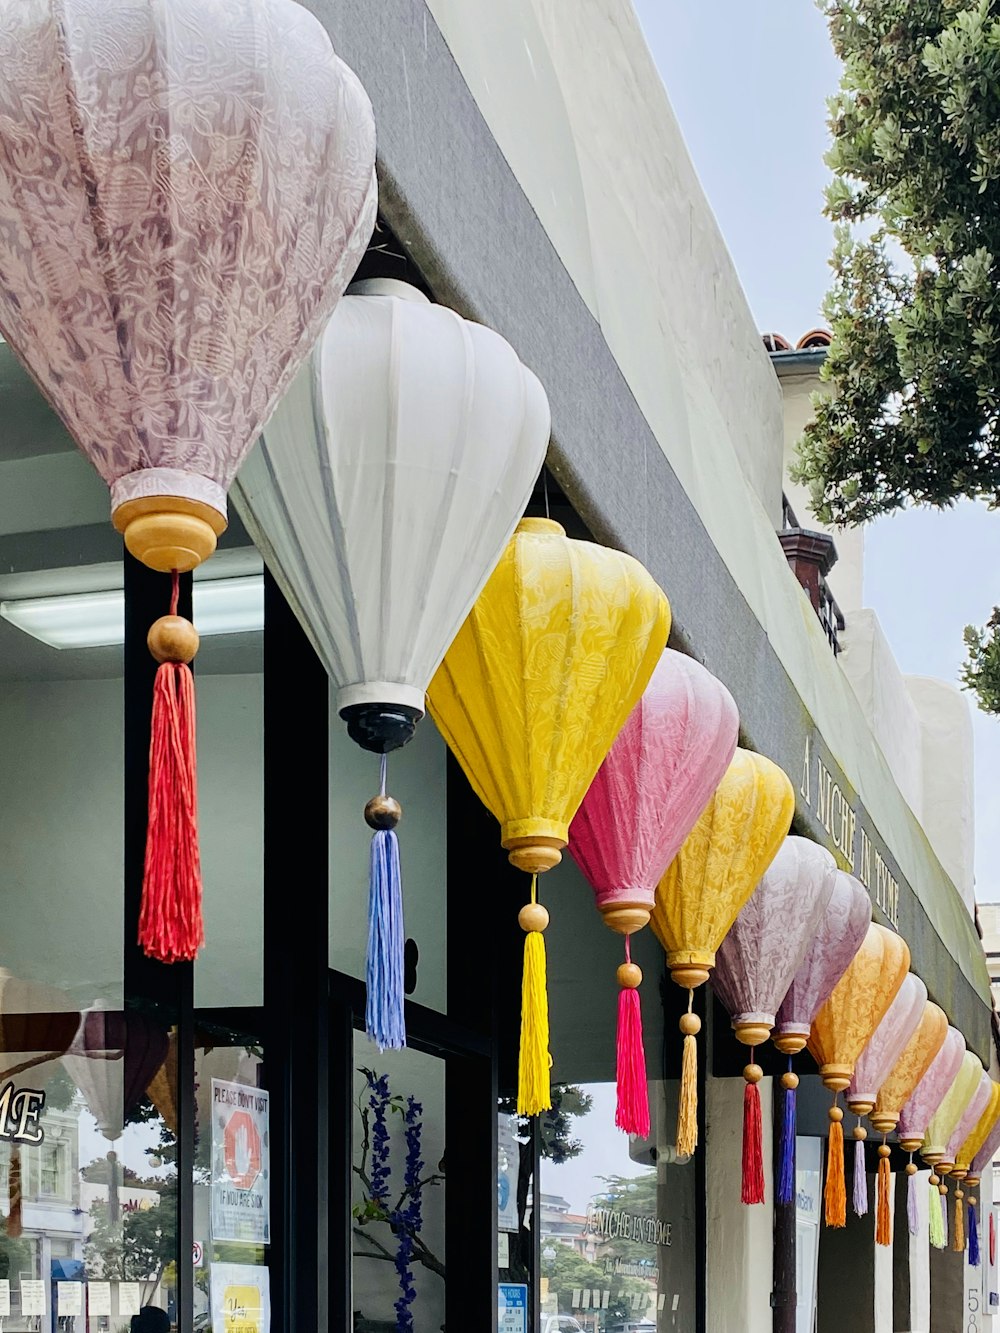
57,1283,83,1316
20,1280,45,1316
211,1262,271,1333
118,1283,142,1317
211,1080,270,1244
88,1282,112,1316
0,1279,9,1315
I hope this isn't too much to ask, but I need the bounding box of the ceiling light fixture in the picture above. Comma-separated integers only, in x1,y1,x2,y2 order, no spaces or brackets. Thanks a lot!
0,575,264,650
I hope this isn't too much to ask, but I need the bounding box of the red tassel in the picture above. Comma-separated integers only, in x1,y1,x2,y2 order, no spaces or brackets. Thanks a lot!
139,576,202,962
741,1061,765,1205
615,989,650,1137
615,940,649,1138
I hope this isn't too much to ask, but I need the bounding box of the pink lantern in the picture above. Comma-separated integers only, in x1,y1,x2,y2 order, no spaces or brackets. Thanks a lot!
714,837,838,1046
773,871,871,1055
0,0,377,965
898,1026,966,1152
569,648,738,1138
848,975,927,1117
971,1113,1000,1179
713,835,837,1206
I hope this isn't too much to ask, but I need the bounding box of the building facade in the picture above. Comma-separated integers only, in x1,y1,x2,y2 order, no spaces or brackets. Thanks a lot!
0,2,993,1332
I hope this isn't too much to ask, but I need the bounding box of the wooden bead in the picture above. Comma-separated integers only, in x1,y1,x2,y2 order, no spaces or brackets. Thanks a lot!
929,1173,939,1186
781,1071,799,1091
905,1163,917,1177
970,1195,977,1207
679,1012,701,1037
853,1125,867,1141
364,794,402,830
878,1144,890,1159
829,1105,844,1124
616,962,642,989
743,1063,763,1085
939,1184,948,1196
518,902,549,933
147,614,199,664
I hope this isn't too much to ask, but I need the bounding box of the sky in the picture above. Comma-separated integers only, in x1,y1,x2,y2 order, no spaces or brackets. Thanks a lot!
633,0,1000,905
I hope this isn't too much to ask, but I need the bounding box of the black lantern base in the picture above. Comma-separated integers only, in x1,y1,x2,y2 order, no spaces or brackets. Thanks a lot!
341,702,421,754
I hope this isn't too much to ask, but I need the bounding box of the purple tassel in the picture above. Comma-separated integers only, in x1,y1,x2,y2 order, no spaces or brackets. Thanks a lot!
777,1064,796,1205
970,1203,980,1267
366,823,406,1052
853,1135,868,1216
941,1190,949,1235
907,1171,919,1236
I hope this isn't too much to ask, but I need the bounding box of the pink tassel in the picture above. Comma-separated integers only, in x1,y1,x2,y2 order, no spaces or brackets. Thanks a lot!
615,941,649,1138
741,1064,765,1205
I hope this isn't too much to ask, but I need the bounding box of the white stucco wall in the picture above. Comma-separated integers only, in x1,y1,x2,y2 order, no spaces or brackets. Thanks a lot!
906,676,977,913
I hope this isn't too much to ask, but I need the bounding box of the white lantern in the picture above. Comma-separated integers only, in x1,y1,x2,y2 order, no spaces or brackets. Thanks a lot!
233,280,550,1050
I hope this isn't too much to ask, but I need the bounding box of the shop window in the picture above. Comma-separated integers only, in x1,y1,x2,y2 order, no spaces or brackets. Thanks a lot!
350,1040,446,1331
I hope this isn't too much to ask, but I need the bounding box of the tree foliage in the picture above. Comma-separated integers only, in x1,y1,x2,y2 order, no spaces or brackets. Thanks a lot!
793,0,1000,708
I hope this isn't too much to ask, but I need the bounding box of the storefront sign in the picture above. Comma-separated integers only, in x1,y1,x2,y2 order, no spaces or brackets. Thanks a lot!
211,1263,271,1333
0,1279,9,1316
0,1083,44,1145
20,1280,45,1316
211,1080,270,1244
498,1283,527,1333
57,1282,82,1316
585,1204,672,1247
88,1283,111,1317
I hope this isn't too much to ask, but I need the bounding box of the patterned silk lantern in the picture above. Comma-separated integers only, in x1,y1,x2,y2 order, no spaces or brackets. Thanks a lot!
651,749,794,1159
807,923,909,1227
236,282,550,1051
898,1026,966,1153
940,1068,992,1252
0,0,377,963
568,649,738,1138
966,1097,1000,1267
870,1000,948,1239
713,836,837,1205
846,974,926,1240
922,1050,983,1249
956,1081,1000,1266
429,519,670,1114
774,871,871,1054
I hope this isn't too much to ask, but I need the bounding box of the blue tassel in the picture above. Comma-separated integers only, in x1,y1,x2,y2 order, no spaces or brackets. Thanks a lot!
366,826,406,1050
777,1060,796,1205
970,1202,981,1268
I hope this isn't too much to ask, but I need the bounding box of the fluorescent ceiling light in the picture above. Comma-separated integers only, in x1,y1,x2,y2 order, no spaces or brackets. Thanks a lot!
1,576,264,650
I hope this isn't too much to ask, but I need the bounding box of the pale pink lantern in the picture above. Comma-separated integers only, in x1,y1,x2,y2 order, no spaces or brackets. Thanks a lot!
0,0,377,964
898,1026,966,1153
845,972,925,1219
569,648,739,1138
713,835,838,1206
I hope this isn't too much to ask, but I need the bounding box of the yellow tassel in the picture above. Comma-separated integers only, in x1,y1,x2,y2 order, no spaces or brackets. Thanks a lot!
825,1103,846,1228
517,877,551,1116
953,1188,965,1253
676,990,699,1157
876,1144,891,1247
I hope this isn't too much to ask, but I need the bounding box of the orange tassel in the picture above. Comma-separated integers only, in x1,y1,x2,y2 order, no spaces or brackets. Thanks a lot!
953,1186,966,1253
824,1103,846,1228
876,1144,891,1247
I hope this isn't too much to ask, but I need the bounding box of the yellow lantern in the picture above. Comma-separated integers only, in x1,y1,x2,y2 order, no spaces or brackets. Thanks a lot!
807,923,909,1227
428,517,670,1114
956,1080,1000,1180
924,1052,983,1168
650,748,795,1157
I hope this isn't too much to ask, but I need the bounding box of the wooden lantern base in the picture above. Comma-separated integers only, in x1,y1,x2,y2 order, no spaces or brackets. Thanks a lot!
505,835,564,874
599,902,651,935
114,496,227,573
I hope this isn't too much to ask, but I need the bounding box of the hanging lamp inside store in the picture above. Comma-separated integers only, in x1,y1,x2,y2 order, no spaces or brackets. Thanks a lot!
0,0,377,963
650,748,794,1161
807,923,909,1228
713,836,837,1205
569,648,738,1138
772,870,870,1205
870,1000,948,1238
845,973,925,1240
429,519,670,1114
237,280,550,1051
